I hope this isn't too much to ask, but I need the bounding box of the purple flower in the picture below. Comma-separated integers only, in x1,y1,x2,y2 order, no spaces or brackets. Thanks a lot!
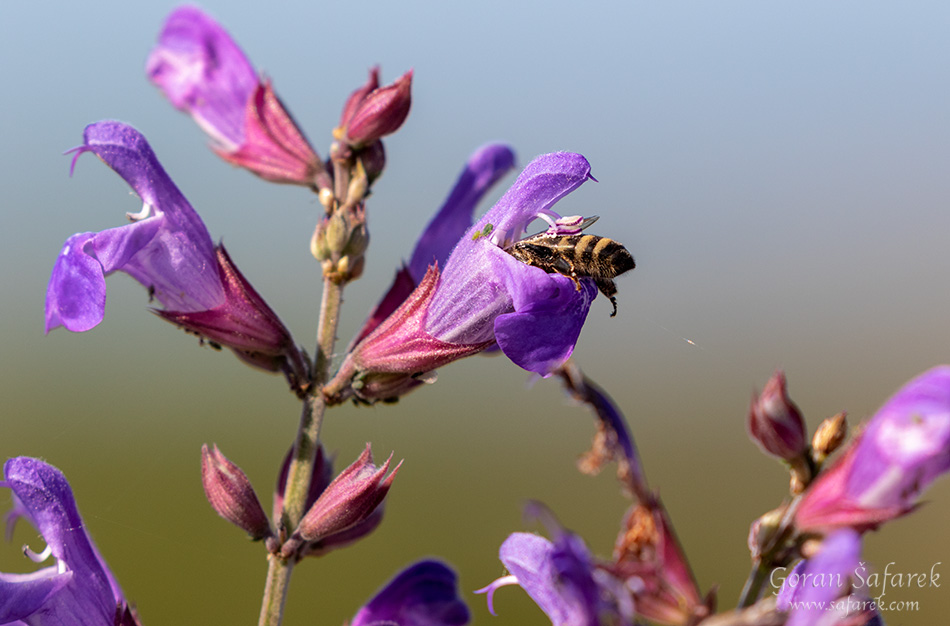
351,560,469,626
1,457,139,626
476,529,634,626
45,121,303,378
795,365,950,532
147,7,325,187
326,152,599,403
777,530,881,626
146,6,255,149
349,142,517,348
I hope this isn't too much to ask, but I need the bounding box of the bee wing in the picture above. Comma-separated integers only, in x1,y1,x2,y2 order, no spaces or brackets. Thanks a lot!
575,215,600,231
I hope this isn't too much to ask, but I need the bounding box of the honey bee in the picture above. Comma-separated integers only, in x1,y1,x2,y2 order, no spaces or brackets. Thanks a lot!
504,216,635,317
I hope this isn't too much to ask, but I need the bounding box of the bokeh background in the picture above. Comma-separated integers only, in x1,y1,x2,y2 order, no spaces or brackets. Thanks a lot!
3,1,949,623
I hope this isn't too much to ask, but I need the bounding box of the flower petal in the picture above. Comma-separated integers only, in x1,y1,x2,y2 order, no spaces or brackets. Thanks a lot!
45,233,106,333
351,560,469,626
3,457,125,625
407,143,516,282
492,251,597,374
146,6,258,149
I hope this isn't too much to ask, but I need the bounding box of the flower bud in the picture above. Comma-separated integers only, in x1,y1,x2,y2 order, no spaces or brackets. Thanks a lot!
340,70,412,148
812,411,848,465
201,444,272,540
748,370,807,462
311,217,333,261
359,140,387,183
339,66,380,130
281,444,400,558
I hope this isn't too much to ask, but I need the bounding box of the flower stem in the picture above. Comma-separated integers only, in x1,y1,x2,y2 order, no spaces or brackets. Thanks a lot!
258,277,343,626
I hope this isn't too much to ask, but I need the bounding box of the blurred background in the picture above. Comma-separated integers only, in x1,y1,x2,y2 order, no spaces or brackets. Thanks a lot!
2,1,949,623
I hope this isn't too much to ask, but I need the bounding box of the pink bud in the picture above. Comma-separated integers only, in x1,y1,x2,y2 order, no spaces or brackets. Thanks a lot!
339,66,380,129
748,371,807,462
341,70,412,148
201,444,272,540
281,445,400,558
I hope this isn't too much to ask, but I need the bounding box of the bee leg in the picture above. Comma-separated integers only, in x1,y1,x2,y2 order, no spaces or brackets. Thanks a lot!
569,274,582,291
594,277,619,316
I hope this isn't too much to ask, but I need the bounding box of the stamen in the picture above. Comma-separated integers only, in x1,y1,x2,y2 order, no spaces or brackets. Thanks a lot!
24,543,52,564
126,201,154,222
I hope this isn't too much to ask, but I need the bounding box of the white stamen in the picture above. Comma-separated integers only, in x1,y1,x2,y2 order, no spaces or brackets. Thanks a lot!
24,543,53,564
126,201,154,222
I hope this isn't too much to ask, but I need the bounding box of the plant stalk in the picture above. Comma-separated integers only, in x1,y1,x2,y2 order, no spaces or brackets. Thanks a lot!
258,277,344,626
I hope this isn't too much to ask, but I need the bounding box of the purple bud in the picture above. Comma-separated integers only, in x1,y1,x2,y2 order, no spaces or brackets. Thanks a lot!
281,445,400,558
341,70,413,148
201,445,272,540
748,371,807,462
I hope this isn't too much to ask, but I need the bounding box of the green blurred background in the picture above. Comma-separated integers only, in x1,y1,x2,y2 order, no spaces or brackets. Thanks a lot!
2,1,949,623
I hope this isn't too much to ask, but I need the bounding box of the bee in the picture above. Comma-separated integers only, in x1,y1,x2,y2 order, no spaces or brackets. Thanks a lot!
504,216,635,317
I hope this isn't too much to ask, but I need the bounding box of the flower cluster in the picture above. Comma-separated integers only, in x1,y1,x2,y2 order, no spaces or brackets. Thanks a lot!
27,4,950,626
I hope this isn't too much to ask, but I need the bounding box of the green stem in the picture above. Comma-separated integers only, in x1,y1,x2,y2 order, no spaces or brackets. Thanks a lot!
258,278,343,626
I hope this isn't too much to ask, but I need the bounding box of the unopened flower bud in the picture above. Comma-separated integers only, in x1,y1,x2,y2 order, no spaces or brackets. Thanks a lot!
311,218,333,261
748,371,807,462
325,211,349,255
281,444,400,558
812,412,848,465
347,158,370,205
747,507,784,561
201,444,272,540
360,140,387,183
341,70,412,148
339,67,380,130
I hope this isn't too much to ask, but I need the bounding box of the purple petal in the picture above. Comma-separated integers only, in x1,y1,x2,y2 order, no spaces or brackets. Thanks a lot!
3,457,124,625
780,530,862,626
146,6,258,149
408,143,516,281
45,233,105,332
424,153,595,361
493,532,596,626
850,365,950,504
351,560,469,626
475,152,592,246
492,251,597,374
0,568,72,623
46,122,225,333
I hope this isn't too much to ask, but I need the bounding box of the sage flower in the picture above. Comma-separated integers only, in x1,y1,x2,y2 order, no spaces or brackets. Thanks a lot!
327,152,599,403
795,365,950,532
1,457,140,626
45,121,303,378
147,6,326,187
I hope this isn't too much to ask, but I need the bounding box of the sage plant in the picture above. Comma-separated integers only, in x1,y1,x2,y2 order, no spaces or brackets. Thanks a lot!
4,5,949,626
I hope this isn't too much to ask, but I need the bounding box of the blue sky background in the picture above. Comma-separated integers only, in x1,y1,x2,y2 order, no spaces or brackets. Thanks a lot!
3,1,950,623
